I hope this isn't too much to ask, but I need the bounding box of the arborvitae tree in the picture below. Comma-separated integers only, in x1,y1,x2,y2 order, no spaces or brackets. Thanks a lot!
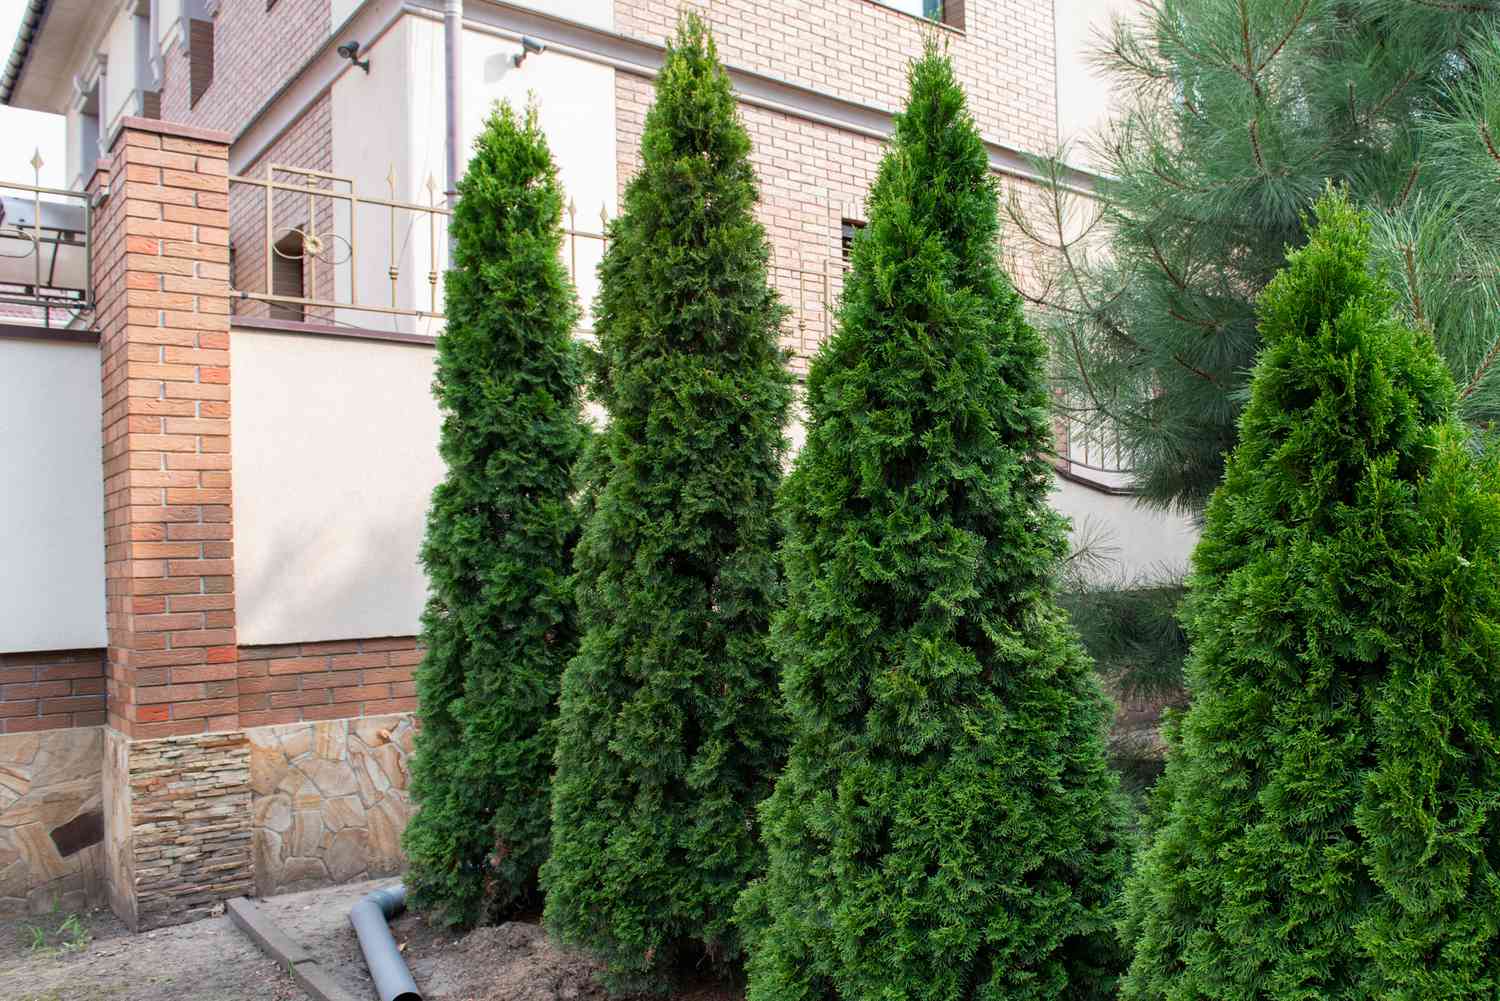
1121,189,1500,1000
1016,1,1500,514
403,104,588,930
541,13,792,988
740,47,1130,1001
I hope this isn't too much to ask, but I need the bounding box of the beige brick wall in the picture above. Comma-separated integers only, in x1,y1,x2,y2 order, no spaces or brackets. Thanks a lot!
616,0,1059,155
616,73,1054,372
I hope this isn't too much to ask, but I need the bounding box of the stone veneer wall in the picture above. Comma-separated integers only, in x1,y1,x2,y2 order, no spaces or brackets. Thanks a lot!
248,714,414,897
105,728,253,930
0,728,106,915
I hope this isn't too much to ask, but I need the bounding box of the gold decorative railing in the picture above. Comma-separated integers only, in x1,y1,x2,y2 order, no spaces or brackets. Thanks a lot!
0,151,93,324
227,163,451,320
224,161,848,351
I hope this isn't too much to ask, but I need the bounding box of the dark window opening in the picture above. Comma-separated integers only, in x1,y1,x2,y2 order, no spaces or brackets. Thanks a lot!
841,219,865,262
869,0,963,30
270,231,306,322
188,15,214,107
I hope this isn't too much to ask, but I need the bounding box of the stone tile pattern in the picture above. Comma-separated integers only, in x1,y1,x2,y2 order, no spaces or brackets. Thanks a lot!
0,649,107,733
238,637,421,728
89,120,242,740
105,728,253,930
0,727,107,916
248,714,415,897
616,0,1059,157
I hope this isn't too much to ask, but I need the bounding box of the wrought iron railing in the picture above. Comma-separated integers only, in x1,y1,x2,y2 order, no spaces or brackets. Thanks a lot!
224,160,849,354
227,163,451,321
1058,405,1135,493
0,151,93,325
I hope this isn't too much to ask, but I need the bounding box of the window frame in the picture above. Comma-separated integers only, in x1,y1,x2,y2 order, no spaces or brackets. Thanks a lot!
862,0,964,32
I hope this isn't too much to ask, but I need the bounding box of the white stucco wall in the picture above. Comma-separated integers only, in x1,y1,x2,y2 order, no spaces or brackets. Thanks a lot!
1055,0,1137,169
0,338,106,653
1050,475,1199,583
330,13,617,337
231,329,443,646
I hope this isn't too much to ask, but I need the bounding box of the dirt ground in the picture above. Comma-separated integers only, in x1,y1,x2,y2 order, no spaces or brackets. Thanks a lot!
0,905,307,1001
262,877,740,1001
1,878,739,1001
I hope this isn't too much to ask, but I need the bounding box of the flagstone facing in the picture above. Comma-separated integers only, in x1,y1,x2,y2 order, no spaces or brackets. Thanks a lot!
247,714,415,897
0,727,106,916
106,728,255,929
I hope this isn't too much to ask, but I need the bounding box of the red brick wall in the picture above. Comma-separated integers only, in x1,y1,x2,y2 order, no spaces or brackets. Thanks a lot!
91,120,241,740
237,637,420,728
159,0,332,136
0,649,107,733
615,0,1059,156
228,94,336,320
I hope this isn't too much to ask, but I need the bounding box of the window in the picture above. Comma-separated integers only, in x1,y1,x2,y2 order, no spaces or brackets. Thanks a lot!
187,0,214,107
840,219,865,262
270,231,306,321
869,0,964,30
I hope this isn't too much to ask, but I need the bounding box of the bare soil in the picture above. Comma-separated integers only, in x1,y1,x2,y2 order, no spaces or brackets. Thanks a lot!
259,877,741,1001
0,905,307,1001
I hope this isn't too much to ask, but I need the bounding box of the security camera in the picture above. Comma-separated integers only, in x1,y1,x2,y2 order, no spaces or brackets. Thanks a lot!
337,40,371,74
512,36,547,67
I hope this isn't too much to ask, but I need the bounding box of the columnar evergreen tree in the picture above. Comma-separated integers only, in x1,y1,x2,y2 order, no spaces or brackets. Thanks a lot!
1016,0,1500,513
403,105,588,930
1122,189,1500,1000
740,47,1130,1001
541,13,792,988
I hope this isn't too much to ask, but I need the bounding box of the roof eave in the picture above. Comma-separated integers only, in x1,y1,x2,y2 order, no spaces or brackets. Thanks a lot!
1,0,50,107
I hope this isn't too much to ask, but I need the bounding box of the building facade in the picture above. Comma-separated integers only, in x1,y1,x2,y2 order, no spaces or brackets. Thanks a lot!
0,0,1196,924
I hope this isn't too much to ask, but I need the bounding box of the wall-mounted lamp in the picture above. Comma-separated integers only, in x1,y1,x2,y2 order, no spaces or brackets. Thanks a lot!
512,36,546,68
337,40,371,74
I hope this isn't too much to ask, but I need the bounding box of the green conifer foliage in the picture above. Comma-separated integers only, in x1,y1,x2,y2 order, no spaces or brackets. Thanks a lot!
402,104,588,930
740,47,1130,1001
1122,189,1500,1000
541,13,793,987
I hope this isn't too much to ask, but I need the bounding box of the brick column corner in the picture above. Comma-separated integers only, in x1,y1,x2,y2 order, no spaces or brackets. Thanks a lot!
89,116,239,740
90,117,254,931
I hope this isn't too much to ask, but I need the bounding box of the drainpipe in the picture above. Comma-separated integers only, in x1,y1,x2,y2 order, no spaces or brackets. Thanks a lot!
350,883,422,1001
444,0,462,267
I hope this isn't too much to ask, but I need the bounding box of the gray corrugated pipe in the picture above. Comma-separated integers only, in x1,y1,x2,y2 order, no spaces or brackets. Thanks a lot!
350,883,422,1001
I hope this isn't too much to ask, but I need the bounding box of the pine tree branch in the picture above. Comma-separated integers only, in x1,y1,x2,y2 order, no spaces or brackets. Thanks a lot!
1254,0,1312,75
1148,239,1190,292
1239,0,1264,101
1481,122,1500,165
1394,161,1420,211
1369,70,1417,121
1411,0,1496,12
1401,244,1426,328
1462,335,1500,400
1249,118,1267,172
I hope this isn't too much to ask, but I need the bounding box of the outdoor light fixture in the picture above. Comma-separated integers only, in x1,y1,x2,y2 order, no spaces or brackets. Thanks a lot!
512,36,546,68
337,40,371,74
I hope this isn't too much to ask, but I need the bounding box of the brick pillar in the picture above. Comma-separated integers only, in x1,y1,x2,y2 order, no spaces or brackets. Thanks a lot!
91,117,238,739
91,117,252,930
